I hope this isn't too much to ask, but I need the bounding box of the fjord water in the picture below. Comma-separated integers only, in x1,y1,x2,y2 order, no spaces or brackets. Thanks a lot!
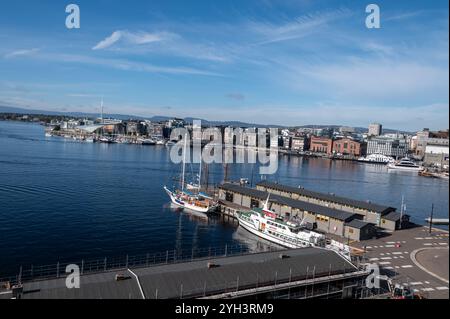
0,121,448,275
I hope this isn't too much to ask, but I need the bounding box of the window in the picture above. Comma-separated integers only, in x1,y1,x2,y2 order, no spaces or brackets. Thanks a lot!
225,192,233,202
250,199,260,208
349,228,354,234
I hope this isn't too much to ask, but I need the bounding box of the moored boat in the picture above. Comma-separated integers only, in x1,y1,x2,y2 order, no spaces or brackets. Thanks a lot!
387,158,424,171
358,154,394,164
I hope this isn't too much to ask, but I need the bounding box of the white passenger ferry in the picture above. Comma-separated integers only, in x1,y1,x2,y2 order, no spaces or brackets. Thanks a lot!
237,198,327,249
237,197,352,260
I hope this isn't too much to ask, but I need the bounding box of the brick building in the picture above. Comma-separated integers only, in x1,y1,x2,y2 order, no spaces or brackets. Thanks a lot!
332,138,365,157
310,136,333,155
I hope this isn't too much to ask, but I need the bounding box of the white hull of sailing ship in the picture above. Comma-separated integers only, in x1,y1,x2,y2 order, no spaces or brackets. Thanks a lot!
164,187,215,214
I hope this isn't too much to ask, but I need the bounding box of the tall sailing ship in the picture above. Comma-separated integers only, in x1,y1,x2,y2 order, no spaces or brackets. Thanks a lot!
164,134,217,214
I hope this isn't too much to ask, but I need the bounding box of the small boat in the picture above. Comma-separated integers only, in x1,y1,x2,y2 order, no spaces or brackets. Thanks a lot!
387,158,424,171
358,154,394,164
85,137,95,143
98,136,116,144
137,138,156,145
45,132,53,137
165,141,176,147
156,139,165,145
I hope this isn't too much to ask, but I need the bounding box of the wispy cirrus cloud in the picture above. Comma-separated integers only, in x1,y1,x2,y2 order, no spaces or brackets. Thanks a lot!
52,53,222,77
249,8,354,45
92,30,176,50
4,48,40,59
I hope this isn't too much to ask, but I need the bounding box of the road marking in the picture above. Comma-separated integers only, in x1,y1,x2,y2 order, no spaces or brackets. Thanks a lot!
379,253,385,256
383,266,394,270
386,252,391,255
386,241,396,244
410,282,423,285
395,266,400,269
402,241,406,244
415,237,424,240
438,243,448,246
369,258,379,261
385,245,395,248
404,251,409,254
424,243,433,246
381,257,392,260
436,287,449,290
399,256,405,259
422,288,435,292
379,261,391,265
401,265,413,268
392,252,403,255
425,281,430,284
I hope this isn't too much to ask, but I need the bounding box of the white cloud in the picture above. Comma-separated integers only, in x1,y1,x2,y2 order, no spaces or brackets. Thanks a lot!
4,48,40,59
92,30,174,50
53,54,222,76
249,8,354,45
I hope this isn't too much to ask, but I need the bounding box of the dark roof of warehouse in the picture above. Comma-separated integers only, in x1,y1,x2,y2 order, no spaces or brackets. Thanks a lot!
381,211,403,222
7,248,360,299
345,219,374,229
220,183,356,222
257,180,395,214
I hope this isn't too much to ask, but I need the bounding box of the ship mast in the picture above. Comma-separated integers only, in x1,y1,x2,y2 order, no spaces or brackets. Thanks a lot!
181,133,187,192
100,96,104,124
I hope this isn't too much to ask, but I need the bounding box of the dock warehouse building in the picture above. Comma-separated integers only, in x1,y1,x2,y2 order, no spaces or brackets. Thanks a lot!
218,183,377,241
256,181,400,231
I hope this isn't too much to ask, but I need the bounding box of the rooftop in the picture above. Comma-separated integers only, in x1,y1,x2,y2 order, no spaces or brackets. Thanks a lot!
2,248,358,299
257,180,395,215
220,183,357,222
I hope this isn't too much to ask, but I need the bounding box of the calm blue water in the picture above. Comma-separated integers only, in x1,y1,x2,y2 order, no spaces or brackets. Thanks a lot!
0,121,448,275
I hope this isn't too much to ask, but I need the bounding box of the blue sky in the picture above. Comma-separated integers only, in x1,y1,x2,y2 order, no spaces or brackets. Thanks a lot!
0,0,448,130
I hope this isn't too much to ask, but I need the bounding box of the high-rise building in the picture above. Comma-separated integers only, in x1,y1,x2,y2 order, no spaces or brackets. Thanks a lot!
368,123,382,136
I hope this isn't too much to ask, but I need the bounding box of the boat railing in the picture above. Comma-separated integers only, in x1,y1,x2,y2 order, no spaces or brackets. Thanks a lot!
0,244,284,287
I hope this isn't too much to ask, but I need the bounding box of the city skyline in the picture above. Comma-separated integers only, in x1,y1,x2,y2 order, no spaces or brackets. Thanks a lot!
0,0,449,131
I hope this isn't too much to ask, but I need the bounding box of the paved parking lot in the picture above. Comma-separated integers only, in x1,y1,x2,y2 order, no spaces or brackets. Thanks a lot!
352,225,449,299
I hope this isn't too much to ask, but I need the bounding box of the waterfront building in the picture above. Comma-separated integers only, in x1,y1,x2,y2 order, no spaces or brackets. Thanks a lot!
219,183,386,239
368,123,382,136
310,136,333,155
126,121,145,136
366,136,409,158
332,138,365,157
424,138,450,167
281,135,292,149
255,180,400,231
291,136,308,152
